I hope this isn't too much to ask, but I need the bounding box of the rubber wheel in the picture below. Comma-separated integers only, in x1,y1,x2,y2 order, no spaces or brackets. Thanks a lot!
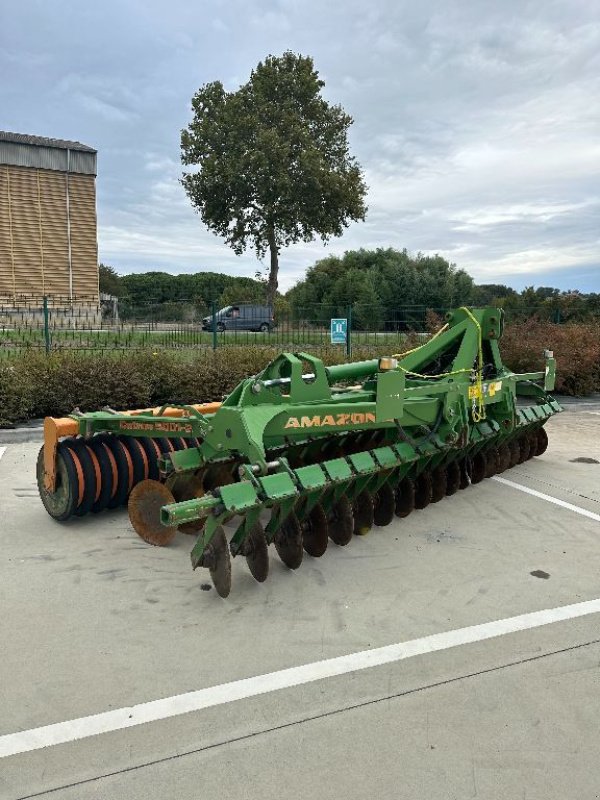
517,436,530,463
508,440,521,468
414,471,432,509
138,437,161,481
535,427,549,456
119,436,147,487
204,527,231,598
353,490,374,535
36,444,79,521
216,322,225,333
274,512,304,569
395,477,415,517
445,461,461,496
373,482,395,526
430,467,447,503
66,438,97,517
329,496,354,546
497,443,511,473
259,323,269,332
485,448,499,478
243,522,269,582
470,452,487,484
459,458,471,489
127,479,178,546
89,436,114,513
301,503,329,557
103,436,132,509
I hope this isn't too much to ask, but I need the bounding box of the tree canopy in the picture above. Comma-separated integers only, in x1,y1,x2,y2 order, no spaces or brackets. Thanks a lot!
286,248,476,328
181,51,367,306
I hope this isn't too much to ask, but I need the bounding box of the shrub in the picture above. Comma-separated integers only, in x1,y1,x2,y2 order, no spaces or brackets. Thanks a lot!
0,321,598,425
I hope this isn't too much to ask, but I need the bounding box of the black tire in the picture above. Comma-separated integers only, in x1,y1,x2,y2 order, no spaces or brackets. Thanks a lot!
89,436,115,513
138,437,161,481
216,322,225,333
103,436,132,509
259,322,270,333
67,438,97,517
470,451,487,484
535,427,549,456
430,467,447,503
446,461,461,496
36,443,79,521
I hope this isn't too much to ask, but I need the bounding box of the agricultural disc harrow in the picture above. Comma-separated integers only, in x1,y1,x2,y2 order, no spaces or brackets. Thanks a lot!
37,307,560,597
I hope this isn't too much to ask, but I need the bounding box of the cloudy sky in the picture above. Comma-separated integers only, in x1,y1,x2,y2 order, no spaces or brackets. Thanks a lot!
2,0,599,291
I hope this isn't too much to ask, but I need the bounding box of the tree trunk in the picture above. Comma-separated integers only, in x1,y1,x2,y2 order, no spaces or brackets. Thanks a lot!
267,229,279,309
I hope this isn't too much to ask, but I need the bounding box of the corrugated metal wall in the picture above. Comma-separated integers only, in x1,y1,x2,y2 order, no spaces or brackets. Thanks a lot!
0,164,98,302
0,140,96,175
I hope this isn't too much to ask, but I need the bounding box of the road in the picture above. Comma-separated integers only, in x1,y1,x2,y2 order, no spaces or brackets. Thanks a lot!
0,404,599,800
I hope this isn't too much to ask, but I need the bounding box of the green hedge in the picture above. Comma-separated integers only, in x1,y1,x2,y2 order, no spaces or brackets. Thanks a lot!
1,321,598,426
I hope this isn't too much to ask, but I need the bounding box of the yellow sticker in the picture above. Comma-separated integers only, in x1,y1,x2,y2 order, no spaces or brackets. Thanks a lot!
468,385,482,399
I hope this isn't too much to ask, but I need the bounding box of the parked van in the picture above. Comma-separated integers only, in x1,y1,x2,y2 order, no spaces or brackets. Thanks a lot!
201,304,275,332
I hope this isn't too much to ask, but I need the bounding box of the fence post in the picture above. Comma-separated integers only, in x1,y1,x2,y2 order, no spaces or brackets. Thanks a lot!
211,300,217,351
346,304,352,358
43,296,51,355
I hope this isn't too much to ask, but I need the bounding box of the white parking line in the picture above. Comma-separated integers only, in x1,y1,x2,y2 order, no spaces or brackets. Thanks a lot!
1,597,600,759
493,476,600,522
0,447,6,462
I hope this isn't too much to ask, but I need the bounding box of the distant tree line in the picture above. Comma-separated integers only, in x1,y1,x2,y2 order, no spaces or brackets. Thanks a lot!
99,251,600,328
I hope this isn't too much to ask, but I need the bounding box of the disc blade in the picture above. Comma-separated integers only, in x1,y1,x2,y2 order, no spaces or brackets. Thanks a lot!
328,496,353,546
430,467,447,503
205,526,232,597
395,476,415,517
274,512,303,569
128,479,177,546
243,521,269,582
414,471,433,509
353,490,374,535
373,482,395,526
168,472,206,534
301,503,329,557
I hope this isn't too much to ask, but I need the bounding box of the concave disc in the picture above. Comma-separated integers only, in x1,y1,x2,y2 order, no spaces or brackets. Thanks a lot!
301,503,329,557
242,521,269,582
373,482,395,526
36,444,79,521
395,477,415,517
274,512,304,569
445,461,461,496
128,479,177,546
168,472,206,534
353,490,374,535
328,496,354,546
67,438,97,517
414,471,433,509
430,467,447,503
535,427,549,456
203,526,232,598
470,452,487,484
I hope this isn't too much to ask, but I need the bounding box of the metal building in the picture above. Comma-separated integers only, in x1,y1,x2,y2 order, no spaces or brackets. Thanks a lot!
0,131,99,304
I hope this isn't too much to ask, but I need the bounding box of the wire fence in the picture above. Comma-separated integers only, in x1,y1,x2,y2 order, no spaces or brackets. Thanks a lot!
0,296,597,358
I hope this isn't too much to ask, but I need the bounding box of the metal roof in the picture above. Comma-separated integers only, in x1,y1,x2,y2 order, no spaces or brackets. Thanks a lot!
0,130,96,153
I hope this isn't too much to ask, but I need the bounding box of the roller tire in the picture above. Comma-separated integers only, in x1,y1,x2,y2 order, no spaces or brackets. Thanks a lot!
66,438,97,517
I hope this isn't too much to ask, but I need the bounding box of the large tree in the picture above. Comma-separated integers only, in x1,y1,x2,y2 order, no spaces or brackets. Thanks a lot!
181,51,367,306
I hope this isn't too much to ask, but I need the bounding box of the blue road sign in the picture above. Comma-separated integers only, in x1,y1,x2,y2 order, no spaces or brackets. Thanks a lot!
330,318,347,344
